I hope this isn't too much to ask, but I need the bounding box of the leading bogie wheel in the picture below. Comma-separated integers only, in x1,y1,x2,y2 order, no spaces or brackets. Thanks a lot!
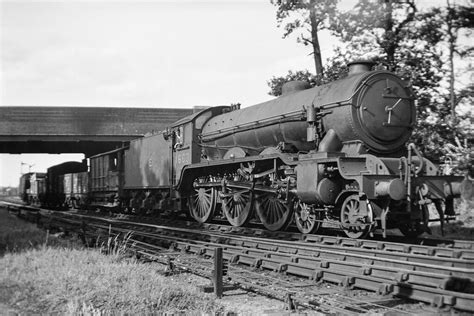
294,201,322,234
255,193,294,231
340,194,374,239
398,203,429,238
188,186,217,223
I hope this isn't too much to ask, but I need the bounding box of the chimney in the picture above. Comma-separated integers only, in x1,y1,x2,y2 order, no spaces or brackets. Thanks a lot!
347,60,375,75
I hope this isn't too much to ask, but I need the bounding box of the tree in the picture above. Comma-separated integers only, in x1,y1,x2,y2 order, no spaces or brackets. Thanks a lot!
270,0,338,75
418,2,474,118
405,2,473,164
330,0,417,69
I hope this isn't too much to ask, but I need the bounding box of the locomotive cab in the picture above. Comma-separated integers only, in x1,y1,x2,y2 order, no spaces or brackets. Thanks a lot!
120,106,230,215
170,106,231,185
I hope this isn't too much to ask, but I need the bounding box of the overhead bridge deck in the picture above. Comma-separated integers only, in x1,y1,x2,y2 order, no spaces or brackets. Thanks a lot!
0,106,194,156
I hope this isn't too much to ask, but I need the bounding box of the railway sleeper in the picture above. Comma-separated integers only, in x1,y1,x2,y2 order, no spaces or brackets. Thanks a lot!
260,260,279,271
392,283,474,311
240,253,474,311
232,254,258,267
341,276,355,288
252,226,474,259
263,225,472,259
209,242,474,295
350,237,471,259
225,236,474,272
278,253,473,293
230,253,393,292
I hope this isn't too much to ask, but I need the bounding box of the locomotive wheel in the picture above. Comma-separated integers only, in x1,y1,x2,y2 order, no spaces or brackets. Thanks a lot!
294,201,322,234
255,193,294,231
340,194,374,239
398,223,425,238
188,187,217,223
398,204,429,238
221,189,254,227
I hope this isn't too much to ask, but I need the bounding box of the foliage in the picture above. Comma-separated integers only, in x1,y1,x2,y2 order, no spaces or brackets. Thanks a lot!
330,0,417,67
417,3,474,56
267,70,318,97
270,0,338,74
417,3,473,122
267,58,347,96
268,0,473,171
404,3,473,165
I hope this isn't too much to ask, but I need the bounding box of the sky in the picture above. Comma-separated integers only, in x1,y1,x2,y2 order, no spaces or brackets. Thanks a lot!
1,0,327,108
1,0,332,187
0,0,469,187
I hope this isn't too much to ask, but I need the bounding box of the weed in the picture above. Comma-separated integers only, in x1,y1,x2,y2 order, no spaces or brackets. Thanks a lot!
99,230,135,262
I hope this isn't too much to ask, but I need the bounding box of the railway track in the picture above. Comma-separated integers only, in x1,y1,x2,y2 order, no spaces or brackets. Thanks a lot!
197,217,474,252
132,245,415,315
6,200,473,254
3,201,474,312
120,238,411,314
60,211,474,260
165,219,474,260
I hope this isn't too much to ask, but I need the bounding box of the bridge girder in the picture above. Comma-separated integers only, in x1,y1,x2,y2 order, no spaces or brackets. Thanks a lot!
0,106,194,156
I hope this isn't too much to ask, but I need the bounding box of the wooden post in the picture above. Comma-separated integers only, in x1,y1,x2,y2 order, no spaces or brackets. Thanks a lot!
80,220,87,246
35,212,41,226
214,247,223,298
199,248,236,295
286,293,296,311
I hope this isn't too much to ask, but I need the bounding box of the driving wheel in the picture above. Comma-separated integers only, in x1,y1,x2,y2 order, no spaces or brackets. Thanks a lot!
221,189,254,227
188,186,217,223
255,193,294,231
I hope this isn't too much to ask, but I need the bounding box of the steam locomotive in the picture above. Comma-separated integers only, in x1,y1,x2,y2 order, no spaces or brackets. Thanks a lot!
21,61,466,239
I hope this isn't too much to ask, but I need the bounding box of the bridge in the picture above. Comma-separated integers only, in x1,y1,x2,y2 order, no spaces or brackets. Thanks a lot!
0,106,194,156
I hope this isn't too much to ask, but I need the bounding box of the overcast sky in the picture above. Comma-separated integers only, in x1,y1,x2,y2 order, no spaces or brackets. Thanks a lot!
1,0,334,187
1,0,330,108
0,0,466,187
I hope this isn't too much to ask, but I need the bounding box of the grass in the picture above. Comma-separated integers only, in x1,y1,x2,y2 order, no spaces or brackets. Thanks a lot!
0,208,49,254
0,248,220,314
0,207,221,314
0,207,80,254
